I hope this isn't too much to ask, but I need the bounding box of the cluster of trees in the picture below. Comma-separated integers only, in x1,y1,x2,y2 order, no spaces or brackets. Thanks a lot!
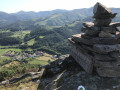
0,32,22,45
0,32,13,38
24,26,73,54
0,37,22,46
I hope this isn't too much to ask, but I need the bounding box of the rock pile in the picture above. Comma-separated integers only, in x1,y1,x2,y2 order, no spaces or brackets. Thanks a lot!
68,2,120,77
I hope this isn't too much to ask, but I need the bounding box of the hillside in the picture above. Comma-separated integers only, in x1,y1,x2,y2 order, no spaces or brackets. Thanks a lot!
2,7,120,30
1,55,120,90
0,12,18,27
21,21,82,55
0,8,88,28
5,10,88,30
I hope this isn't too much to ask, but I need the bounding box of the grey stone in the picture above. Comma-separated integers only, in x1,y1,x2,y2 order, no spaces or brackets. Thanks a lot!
81,25,100,30
72,34,93,45
93,2,112,15
72,34,119,45
91,37,119,45
93,44,120,53
109,51,120,58
93,2,113,19
68,38,91,52
72,34,82,38
83,22,94,28
80,44,94,52
95,60,120,77
96,67,120,77
70,43,93,74
94,18,111,26
68,38,96,56
81,34,95,39
94,60,119,68
94,53,115,61
93,13,117,19
99,31,114,38
81,27,100,36
101,27,116,34
84,29,100,36
110,22,120,27
115,32,120,39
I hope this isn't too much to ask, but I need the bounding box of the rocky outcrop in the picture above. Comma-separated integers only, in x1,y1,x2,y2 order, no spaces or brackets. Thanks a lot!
69,2,120,77
37,56,120,90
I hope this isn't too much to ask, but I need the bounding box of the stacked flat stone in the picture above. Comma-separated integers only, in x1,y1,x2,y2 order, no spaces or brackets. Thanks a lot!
68,2,120,77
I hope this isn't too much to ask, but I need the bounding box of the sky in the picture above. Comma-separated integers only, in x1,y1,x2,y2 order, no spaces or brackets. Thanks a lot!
0,0,120,13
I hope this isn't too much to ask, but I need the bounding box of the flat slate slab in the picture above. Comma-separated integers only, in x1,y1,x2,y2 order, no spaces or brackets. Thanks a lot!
72,35,93,45
109,51,120,58
94,18,111,26
68,38,93,74
91,37,119,45
93,53,115,61
116,32,120,39
72,34,82,37
110,22,120,27
95,60,120,77
83,21,120,28
96,67,120,77
93,44,120,53
94,60,120,68
81,27,100,36
99,31,114,38
72,34,119,45
83,22,94,28
101,27,116,34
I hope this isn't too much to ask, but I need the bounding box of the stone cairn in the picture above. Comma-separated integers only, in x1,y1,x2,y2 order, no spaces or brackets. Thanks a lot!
68,2,120,77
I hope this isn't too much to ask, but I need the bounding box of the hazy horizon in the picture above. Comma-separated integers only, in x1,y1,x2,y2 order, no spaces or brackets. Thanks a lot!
0,0,120,13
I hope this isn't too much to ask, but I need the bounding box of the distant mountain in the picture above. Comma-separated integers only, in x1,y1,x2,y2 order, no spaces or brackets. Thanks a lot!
0,12,18,27
0,8,92,28
11,9,68,20
0,9,68,27
3,8,93,29
1,7,120,28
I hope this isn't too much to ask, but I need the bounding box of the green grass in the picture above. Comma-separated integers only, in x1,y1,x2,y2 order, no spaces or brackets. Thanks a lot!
0,49,21,56
68,21,80,27
11,31,22,37
27,39,35,46
39,36,44,38
50,14,61,19
34,21,47,26
0,30,10,33
24,48,33,51
28,58,48,65
0,57,10,65
0,45,17,49
0,56,10,60
0,49,21,63
11,30,30,38
26,53,54,65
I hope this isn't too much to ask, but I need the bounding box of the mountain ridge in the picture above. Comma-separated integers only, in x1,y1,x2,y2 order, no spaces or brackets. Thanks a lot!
1,7,120,29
